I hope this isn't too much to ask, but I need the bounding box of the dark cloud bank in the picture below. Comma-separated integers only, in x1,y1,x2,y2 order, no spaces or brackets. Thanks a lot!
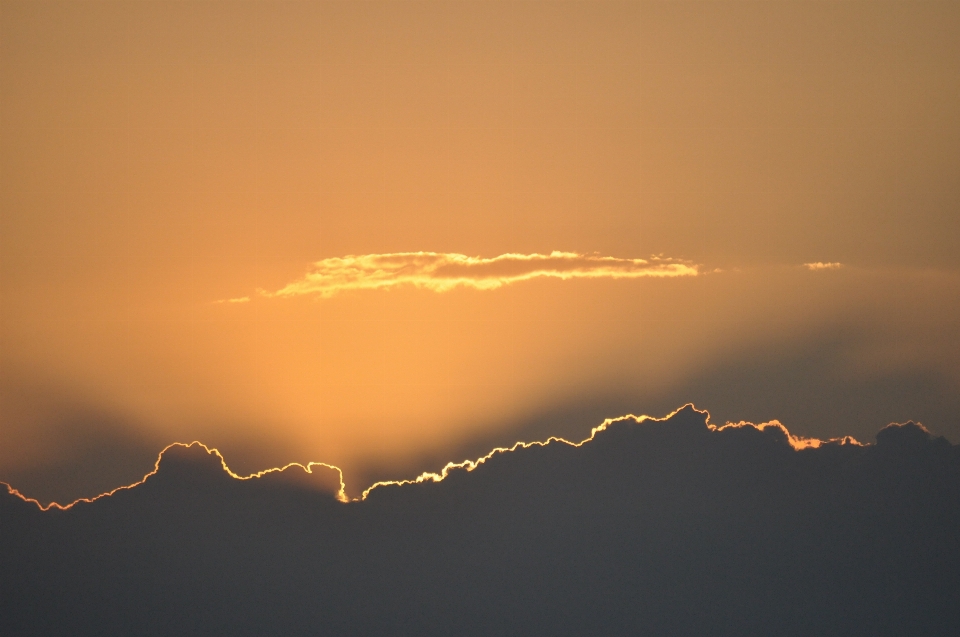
3,406,960,636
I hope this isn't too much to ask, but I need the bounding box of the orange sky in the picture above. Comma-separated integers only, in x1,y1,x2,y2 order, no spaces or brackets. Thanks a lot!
2,0,959,503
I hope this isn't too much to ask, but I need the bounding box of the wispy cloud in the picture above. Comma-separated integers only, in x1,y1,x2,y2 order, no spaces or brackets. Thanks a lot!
265,251,697,299
804,262,843,271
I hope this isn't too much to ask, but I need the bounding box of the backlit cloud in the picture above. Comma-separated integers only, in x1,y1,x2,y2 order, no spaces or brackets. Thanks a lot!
267,251,697,299
5,405,957,637
804,262,843,271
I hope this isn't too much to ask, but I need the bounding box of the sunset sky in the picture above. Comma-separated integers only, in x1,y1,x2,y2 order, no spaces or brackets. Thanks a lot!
2,0,959,503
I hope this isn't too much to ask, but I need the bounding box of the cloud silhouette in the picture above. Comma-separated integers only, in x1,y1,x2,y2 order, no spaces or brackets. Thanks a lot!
2,441,346,511
3,405,960,636
0,374,170,506
260,251,697,299
348,323,960,494
0,374,322,507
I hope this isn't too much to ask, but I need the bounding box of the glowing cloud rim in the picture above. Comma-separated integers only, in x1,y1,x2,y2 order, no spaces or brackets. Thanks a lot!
263,251,698,299
3,405,870,511
358,406,863,498
3,444,349,511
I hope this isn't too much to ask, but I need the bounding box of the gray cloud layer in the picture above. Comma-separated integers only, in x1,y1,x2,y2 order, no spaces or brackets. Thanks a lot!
4,406,959,635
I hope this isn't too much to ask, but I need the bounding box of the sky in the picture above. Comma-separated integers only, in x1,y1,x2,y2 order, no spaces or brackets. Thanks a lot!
2,0,959,503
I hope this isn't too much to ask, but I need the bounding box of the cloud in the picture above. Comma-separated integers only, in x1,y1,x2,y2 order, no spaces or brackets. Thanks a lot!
3,405,959,636
804,261,843,271
2,441,347,510
264,251,697,299
357,405,863,499
349,321,960,494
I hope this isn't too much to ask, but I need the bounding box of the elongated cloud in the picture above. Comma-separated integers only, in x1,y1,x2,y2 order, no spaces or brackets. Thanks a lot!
804,261,843,271
269,251,697,299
